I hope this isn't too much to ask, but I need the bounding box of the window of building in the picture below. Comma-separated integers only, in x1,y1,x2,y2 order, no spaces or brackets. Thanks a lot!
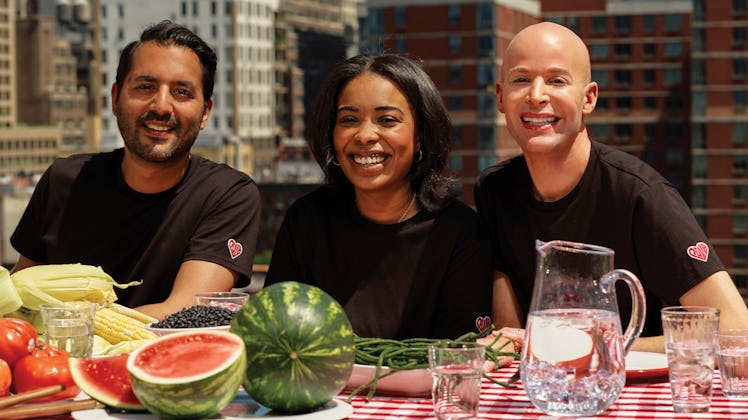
449,35,461,53
478,125,495,151
643,42,656,57
453,126,462,145
736,0,747,15
615,124,632,141
643,69,656,85
692,155,707,177
616,97,632,112
614,16,631,33
395,37,406,53
644,123,657,139
478,94,495,118
643,150,657,166
734,215,748,235
592,69,608,87
449,64,461,84
477,63,494,88
692,92,707,115
368,9,384,35
591,16,607,34
590,44,608,59
665,148,684,165
450,155,463,172
664,14,682,32
692,185,706,208
449,96,461,111
735,122,747,145
590,124,609,142
478,35,494,57
735,185,747,204
643,15,656,33
211,1,217,15
567,16,579,32
735,91,747,109
192,1,198,15
596,97,609,110
734,59,747,79
666,94,684,110
395,7,406,28
448,4,460,24
664,68,682,86
477,4,493,30
665,122,685,140
735,155,748,175
479,155,495,172
644,96,657,109
181,2,187,16
225,0,232,15
615,69,631,86
693,29,706,52
734,27,747,46
664,42,683,57
615,43,632,58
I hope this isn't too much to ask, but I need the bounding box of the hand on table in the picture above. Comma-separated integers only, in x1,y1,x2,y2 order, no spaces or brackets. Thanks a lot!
477,327,525,371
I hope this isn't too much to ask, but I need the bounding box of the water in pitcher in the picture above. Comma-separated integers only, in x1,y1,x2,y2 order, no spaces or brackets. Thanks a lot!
521,308,626,417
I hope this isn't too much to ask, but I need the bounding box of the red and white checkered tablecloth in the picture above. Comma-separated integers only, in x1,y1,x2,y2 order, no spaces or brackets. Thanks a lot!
339,362,748,419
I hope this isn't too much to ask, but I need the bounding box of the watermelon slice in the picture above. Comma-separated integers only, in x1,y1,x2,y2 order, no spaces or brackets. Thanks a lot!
69,354,144,410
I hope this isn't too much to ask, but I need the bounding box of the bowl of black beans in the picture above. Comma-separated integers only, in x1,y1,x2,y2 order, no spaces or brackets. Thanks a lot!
145,305,237,336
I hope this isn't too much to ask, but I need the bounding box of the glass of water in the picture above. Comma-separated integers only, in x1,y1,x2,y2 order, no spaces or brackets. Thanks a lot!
661,306,720,413
40,302,97,358
428,341,485,420
716,329,748,399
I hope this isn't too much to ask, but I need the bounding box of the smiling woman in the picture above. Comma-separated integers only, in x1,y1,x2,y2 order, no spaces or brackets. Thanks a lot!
264,53,494,341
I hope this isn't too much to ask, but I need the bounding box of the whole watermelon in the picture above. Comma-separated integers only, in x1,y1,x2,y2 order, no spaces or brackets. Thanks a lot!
231,281,355,412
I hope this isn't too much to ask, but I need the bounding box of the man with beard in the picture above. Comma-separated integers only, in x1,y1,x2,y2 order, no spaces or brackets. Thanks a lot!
10,21,260,320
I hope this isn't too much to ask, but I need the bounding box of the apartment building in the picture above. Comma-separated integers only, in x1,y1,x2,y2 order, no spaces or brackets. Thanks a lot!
691,0,748,292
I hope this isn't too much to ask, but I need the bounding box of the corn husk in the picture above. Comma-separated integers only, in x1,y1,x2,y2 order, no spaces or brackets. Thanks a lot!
0,266,23,315
9,263,142,311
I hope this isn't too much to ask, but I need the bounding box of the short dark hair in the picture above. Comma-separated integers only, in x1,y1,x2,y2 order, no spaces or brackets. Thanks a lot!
307,53,456,212
115,20,217,105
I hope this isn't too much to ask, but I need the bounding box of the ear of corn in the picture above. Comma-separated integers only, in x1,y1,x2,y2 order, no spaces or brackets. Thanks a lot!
94,306,158,344
9,263,142,310
107,303,158,324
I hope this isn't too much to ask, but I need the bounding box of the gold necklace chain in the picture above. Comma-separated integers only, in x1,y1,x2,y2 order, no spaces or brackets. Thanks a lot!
398,194,416,223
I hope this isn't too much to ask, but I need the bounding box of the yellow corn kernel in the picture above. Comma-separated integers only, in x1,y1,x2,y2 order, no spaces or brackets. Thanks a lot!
94,307,157,344
107,303,158,324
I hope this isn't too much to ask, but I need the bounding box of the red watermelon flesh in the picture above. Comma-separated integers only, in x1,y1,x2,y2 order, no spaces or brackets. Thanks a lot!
69,354,144,410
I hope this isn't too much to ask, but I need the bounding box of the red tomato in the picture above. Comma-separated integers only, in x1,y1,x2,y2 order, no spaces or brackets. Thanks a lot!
12,343,79,402
0,359,10,397
0,318,38,368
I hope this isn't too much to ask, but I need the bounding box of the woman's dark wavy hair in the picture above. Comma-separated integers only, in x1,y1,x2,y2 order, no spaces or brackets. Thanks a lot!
115,20,217,106
307,53,456,212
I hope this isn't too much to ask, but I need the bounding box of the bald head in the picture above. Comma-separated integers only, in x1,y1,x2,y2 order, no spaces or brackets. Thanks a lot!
502,22,592,83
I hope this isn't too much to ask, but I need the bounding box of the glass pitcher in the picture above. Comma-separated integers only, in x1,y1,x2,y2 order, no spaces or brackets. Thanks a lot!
520,240,646,417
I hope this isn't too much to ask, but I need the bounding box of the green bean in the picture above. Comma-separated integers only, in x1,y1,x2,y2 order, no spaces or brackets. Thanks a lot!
347,326,519,402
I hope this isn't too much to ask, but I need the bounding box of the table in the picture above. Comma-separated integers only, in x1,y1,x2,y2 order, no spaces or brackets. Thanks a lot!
341,362,748,419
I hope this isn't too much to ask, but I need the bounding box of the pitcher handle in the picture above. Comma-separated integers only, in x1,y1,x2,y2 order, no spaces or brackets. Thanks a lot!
600,269,646,354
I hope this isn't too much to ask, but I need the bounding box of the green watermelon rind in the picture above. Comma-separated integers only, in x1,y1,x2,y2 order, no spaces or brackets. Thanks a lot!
127,330,246,419
231,281,356,412
68,354,145,411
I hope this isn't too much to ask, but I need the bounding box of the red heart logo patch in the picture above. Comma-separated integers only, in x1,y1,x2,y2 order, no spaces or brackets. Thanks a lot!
475,316,491,332
687,242,709,262
227,238,243,259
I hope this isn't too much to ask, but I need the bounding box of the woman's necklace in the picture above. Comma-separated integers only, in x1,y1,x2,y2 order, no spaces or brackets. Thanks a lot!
398,194,416,223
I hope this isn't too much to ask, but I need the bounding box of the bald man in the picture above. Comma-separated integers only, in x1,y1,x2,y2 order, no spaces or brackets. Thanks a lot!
475,22,748,352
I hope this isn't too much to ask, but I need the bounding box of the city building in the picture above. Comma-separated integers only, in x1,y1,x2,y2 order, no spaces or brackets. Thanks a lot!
691,0,748,294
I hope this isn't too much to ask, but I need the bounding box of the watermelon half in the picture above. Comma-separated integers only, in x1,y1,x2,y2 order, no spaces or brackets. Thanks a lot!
126,330,246,419
69,354,144,411
231,281,355,412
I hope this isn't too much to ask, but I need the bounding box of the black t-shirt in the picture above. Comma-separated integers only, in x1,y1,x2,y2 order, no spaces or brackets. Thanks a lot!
11,149,261,307
475,141,725,336
265,186,493,340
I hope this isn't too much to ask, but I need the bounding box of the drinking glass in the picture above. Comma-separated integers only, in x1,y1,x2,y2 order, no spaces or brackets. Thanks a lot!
40,302,97,358
716,329,748,399
428,341,485,420
194,291,249,312
661,306,720,413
